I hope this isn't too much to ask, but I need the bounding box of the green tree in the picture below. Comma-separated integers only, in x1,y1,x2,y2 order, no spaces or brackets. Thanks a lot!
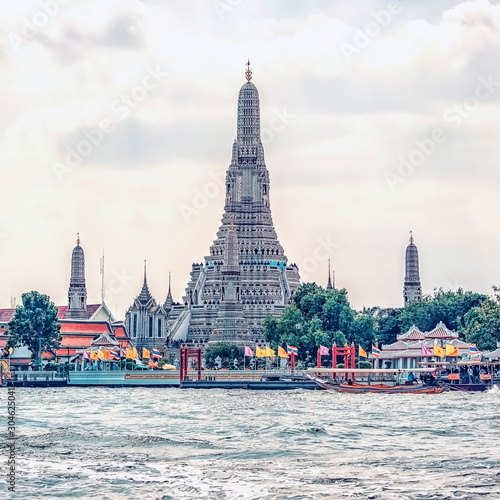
203,342,244,366
263,284,358,358
398,288,486,336
6,291,61,369
462,296,500,351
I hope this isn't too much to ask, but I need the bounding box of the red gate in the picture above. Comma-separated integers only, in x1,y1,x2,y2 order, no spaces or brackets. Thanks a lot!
179,345,202,382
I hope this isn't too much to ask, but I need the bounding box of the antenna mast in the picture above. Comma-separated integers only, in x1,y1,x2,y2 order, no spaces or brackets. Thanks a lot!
100,250,105,303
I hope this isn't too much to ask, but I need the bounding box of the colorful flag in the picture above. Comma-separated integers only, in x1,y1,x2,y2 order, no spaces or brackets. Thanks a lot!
126,348,133,359
421,345,433,356
152,348,162,359
445,344,459,356
8,347,13,355
287,345,298,356
319,345,329,355
278,346,288,358
90,350,98,361
120,348,126,358
109,349,119,359
469,343,480,354
142,348,150,359
83,350,90,360
244,346,253,357
97,349,105,360
132,348,138,359
265,347,275,357
359,346,367,358
371,346,380,358
433,344,444,358
256,346,266,358
104,349,111,359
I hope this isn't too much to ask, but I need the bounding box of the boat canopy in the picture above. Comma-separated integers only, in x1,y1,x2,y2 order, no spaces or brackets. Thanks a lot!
306,367,440,374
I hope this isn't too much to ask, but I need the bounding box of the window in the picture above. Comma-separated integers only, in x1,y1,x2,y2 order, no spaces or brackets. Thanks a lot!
149,316,153,338
158,319,162,338
133,314,137,337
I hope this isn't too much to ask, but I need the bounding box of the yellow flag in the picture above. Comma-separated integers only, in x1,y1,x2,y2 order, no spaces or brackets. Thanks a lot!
278,346,289,358
97,349,105,360
256,346,266,358
126,348,132,359
132,348,138,359
359,346,367,358
142,348,150,359
90,350,98,361
445,344,458,356
265,347,275,357
433,344,444,357
8,347,13,355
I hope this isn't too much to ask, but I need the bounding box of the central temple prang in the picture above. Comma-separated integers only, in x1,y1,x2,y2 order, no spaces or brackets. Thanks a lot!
167,63,301,347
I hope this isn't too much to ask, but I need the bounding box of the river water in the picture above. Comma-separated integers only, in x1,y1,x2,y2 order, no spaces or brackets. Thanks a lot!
1,387,500,499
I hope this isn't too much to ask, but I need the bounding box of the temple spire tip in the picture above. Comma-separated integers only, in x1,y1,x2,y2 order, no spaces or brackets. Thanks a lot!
245,60,252,82
76,232,80,246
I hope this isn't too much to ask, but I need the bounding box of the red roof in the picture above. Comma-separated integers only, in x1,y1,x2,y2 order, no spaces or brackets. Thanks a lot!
113,326,126,338
10,358,32,365
60,322,111,334
60,335,95,347
1,304,102,323
0,308,15,323
57,304,101,319
42,349,79,358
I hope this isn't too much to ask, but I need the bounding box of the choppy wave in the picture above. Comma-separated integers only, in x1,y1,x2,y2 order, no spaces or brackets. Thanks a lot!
1,388,500,499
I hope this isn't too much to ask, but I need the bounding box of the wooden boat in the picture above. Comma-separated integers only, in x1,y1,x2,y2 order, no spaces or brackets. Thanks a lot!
305,368,447,394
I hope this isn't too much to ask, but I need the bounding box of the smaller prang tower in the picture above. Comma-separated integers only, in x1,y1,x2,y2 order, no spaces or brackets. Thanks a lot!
67,233,89,319
211,222,247,344
403,231,422,306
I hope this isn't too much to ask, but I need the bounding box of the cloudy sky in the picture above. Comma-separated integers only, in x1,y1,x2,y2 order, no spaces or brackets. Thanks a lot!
1,0,499,318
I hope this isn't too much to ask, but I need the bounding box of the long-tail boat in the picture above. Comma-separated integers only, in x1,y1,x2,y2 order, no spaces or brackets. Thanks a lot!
305,368,447,394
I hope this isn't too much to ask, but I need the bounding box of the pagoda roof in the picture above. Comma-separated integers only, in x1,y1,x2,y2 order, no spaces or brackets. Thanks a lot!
397,325,425,341
485,348,500,358
91,333,119,347
382,341,409,351
426,321,458,339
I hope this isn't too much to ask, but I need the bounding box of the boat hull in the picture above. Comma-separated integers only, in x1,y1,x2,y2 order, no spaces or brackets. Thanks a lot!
333,382,445,394
306,375,445,394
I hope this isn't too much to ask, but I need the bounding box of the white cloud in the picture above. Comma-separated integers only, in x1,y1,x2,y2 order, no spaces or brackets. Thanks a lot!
1,0,500,314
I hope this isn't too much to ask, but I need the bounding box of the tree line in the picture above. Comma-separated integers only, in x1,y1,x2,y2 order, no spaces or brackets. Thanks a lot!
263,283,500,356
